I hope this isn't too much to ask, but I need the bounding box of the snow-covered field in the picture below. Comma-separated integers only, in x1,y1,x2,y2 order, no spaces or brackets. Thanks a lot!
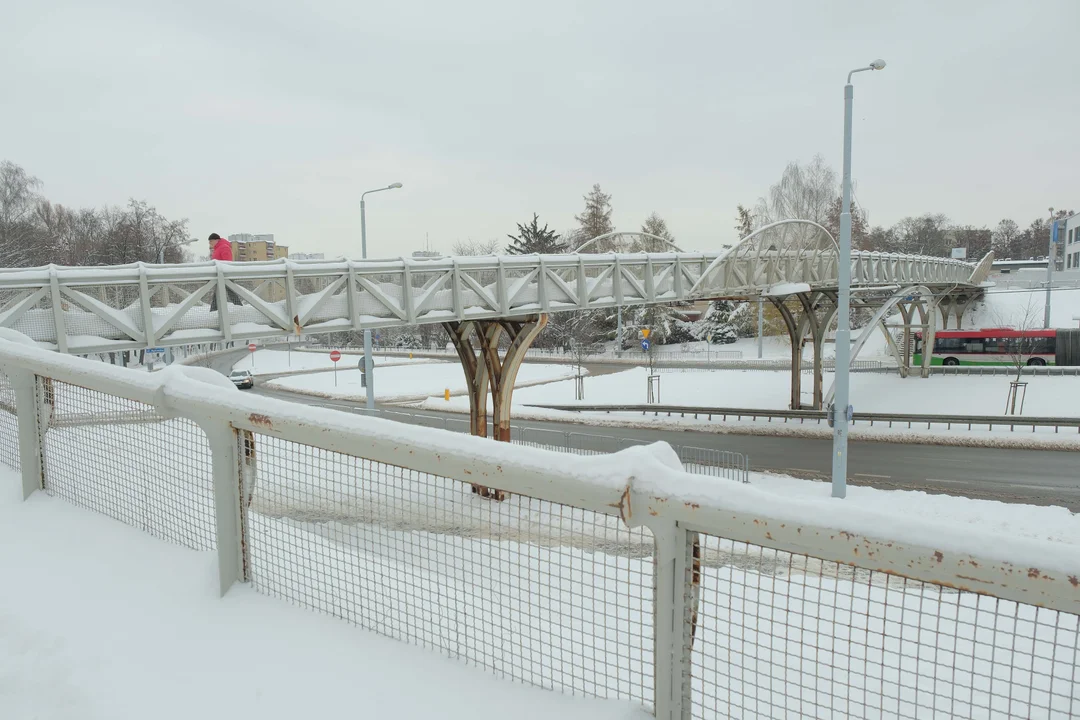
232,349,432,377
266,362,580,402
421,367,1080,418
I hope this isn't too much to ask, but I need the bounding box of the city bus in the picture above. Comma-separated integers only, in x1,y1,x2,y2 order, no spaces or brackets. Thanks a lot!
913,328,1057,366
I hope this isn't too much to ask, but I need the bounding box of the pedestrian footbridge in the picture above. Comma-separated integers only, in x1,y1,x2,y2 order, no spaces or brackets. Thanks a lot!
0,220,991,426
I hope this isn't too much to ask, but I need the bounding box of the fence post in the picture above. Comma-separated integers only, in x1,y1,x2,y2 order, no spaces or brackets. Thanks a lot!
651,521,695,720
12,371,43,500
199,419,247,596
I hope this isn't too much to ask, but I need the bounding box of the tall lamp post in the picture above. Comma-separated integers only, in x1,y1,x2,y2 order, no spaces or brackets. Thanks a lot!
360,182,403,410
1044,207,1055,329
832,59,885,500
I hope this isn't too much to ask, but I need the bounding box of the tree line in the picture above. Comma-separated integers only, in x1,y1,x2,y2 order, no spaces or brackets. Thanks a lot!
0,160,191,267
751,155,1071,261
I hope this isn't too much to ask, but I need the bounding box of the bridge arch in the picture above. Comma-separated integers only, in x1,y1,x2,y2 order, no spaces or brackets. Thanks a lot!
690,219,839,298
573,231,687,254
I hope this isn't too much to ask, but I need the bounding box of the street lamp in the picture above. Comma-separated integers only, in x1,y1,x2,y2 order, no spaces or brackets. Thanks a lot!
159,237,201,265
360,182,403,410
831,59,885,500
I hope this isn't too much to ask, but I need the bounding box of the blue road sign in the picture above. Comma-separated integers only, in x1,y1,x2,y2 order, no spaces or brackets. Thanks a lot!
641,339,651,351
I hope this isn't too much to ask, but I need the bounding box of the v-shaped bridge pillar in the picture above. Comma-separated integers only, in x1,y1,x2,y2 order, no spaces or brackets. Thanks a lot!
770,291,838,410
443,314,548,500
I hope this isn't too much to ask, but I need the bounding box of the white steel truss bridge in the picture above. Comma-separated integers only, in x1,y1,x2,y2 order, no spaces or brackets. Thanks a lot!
0,220,991,424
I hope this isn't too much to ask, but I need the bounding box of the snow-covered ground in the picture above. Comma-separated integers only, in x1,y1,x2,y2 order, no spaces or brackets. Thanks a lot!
0,468,648,720
233,349,432,377
266,362,580,402
421,367,1080,418
971,285,1080,329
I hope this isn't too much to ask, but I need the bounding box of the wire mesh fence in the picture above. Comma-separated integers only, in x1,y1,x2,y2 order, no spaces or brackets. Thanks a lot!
36,379,216,550
0,371,20,471
688,533,1080,719
244,432,656,704
2,349,1075,718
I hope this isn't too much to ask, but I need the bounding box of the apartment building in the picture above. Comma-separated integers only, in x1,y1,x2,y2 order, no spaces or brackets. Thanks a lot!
229,233,288,261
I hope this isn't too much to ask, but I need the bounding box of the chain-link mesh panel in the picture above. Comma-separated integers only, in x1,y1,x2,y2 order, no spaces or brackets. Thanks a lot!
689,533,1080,719
0,371,19,471
245,433,655,705
38,380,215,550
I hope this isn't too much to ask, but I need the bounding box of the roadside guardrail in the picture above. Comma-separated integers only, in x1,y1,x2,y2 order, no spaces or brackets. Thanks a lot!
524,403,1080,433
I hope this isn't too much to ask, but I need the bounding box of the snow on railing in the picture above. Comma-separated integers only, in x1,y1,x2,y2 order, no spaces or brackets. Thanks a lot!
0,334,1077,719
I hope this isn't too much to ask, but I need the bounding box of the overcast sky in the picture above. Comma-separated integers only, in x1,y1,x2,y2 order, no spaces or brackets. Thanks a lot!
3,0,1077,258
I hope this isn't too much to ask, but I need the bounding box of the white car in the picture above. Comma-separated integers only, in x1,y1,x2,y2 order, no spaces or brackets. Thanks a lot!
229,370,254,389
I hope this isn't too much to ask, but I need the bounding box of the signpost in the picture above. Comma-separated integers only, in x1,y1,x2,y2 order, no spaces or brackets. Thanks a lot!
330,350,342,386
248,342,257,368
145,347,164,371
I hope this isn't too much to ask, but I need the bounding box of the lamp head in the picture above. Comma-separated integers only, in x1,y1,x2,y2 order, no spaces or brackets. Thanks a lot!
869,59,886,70
388,182,403,189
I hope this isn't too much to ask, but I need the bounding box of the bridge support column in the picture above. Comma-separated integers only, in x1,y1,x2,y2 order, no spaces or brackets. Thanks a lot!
771,292,837,410
443,314,548,500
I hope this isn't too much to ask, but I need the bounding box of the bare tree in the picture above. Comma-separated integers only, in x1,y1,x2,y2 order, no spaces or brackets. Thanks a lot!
0,161,43,266
992,219,1021,259
545,311,601,399
754,155,838,226
994,297,1043,414
451,238,500,256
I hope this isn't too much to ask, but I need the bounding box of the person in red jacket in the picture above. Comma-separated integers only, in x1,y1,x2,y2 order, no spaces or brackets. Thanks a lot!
209,232,233,261
208,233,242,311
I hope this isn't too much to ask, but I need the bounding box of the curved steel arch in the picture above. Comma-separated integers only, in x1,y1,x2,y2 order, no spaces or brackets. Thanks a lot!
822,284,934,407
690,219,839,298
967,251,996,286
573,231,687,254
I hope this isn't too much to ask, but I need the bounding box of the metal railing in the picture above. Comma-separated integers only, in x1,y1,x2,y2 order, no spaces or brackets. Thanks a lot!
358,407,750,484
366,347,889,372
0,337,1076,719
525,403,1080,434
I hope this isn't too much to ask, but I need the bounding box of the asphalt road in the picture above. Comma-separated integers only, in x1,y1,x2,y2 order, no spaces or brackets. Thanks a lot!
213,350,1080,511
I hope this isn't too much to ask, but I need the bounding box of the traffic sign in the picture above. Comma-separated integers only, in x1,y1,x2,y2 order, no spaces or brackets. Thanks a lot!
145,347,165,355
330,350,342,362
641,339,651,351
641,328,651,339
247,343,257,352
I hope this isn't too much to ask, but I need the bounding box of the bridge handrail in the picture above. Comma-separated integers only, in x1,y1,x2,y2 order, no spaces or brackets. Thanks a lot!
0,335,1077,716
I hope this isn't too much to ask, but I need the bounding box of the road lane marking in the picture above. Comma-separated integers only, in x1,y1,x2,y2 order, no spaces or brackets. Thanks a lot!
853,473,891,479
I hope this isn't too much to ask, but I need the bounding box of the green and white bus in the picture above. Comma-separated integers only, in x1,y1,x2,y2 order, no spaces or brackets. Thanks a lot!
913,328,1057,367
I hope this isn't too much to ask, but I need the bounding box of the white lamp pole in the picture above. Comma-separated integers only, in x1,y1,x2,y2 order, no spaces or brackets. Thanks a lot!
1044,207,1055,329
360,182,403,410
159,237,200,264
832,59,885,500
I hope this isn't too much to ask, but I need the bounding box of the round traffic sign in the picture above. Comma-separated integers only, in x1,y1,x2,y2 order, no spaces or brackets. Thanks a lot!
247,343,257,352
641,339,651,351
330,350,342,362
